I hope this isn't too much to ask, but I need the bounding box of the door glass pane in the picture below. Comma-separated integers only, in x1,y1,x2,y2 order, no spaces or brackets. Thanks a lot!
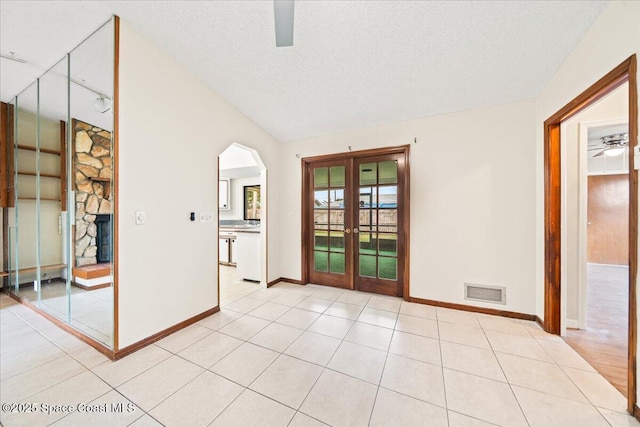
359,187,377,208
378,185,397,207
360,163,377,185
378,209,396,232
329,253,345,274
329,189,344,208
314,209,328,229
314,190,329,208
359,209,377,227
330,166,345,187
314,167,328,188
379,161,398,184
314,251,328,272
359,255,376,277
378,233,397,256
314,230,328,250
359,232,376,255
330,231,345,252
329,210,344,230
379,257,397,280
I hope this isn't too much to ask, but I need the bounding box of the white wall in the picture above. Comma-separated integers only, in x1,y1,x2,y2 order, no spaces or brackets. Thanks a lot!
280,99,537,314
117,20,282,348
562,85,628,326
533,0,640,403
219,176,261,221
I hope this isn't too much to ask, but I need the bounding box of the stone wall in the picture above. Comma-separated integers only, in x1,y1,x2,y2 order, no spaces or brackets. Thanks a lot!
74,120,112,266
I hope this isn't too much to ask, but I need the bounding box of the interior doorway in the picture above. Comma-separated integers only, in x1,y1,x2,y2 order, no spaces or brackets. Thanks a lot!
217,143,267,306
301,146,410,297
563,116,630,396
543,55,637,411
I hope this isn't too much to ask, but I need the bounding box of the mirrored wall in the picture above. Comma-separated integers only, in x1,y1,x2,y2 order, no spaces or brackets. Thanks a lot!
5,18,115,348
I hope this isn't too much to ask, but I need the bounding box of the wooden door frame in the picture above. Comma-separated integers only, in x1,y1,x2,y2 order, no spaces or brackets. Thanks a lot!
301,145,411,299
544,54,637,412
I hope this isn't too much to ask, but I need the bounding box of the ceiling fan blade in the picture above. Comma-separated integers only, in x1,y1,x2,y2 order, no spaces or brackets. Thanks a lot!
274,0,294,47
588,147,605,151
592,148,609,157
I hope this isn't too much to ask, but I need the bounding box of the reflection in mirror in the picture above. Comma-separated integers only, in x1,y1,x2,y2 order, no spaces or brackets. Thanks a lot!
69,19,114,346
6,98,17,295
12,82,39,304
5,18,114,349
30,57,69,322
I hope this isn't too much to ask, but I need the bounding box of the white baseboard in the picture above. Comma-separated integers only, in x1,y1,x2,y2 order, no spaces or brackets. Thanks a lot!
565,319,580,329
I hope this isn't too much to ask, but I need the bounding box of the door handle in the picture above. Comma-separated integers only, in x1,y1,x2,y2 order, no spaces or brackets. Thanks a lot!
353,228,359,234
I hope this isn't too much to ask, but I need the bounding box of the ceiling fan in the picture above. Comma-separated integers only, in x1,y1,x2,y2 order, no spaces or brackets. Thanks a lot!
588,133,629,157
274,0,295,47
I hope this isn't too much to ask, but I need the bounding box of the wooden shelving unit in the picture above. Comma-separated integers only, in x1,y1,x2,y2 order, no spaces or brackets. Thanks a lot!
17,144,61,156
17,172,61,179
7,120,67,208
0,263,66,278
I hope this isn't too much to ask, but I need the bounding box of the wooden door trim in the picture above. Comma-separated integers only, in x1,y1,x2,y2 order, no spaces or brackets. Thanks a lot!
302,145,410,163
543,54,637,412
112,15,120,351
301,145,410,298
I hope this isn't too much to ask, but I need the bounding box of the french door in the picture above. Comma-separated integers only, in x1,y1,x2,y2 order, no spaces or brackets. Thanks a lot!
303,147,409,297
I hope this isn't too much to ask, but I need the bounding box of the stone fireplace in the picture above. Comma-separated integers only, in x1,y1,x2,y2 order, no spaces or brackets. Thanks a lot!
73,119,112,267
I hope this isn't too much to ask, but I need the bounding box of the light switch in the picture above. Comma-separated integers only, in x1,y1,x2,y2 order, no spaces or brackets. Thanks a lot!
135,211,146,225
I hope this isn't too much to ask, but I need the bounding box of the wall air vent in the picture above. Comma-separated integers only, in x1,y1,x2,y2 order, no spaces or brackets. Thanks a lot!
464,283,506,305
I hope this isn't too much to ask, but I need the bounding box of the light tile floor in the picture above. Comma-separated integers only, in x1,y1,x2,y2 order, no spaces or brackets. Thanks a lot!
219,265,262,306
10,281,113,346
1,283,639,427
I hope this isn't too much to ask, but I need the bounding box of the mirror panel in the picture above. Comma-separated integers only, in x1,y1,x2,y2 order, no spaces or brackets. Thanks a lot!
69,19,114,346
36,57,69,321
5,18,115,349
13,82,39,303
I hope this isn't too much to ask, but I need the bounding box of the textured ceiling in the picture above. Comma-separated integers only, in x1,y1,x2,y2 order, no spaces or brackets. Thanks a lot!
1,1,608,142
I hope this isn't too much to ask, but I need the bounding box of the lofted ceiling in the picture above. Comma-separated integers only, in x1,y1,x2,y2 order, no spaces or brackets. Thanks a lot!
1,1,608,142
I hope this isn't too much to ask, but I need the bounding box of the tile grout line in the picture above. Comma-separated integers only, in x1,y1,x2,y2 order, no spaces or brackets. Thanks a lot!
210,285,340,426
434,309,451,427
479,315,532,427
366,308,400,426
7,289,629,426
294,293,368,425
